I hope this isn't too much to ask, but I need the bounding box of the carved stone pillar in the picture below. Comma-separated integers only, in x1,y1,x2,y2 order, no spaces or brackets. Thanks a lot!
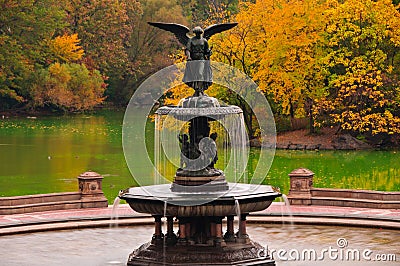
224,215,236,242
185,221,191,241
78,171,108,208
177,217,187,245
214,217,226,247
287,168,314,205
207,217,216,245
166,216,177,245
237,214,249,244
151,215,163,245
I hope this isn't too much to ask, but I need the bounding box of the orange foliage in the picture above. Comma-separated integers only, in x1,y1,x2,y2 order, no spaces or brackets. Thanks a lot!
50,33,84,63
210,0,329,118
31,63,106,111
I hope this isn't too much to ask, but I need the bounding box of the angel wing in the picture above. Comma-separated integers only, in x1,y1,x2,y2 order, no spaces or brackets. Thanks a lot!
148,22,190,47
203,23,238,40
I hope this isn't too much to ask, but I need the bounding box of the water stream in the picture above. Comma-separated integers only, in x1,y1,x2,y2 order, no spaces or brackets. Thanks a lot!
280,194,294,229
153,111,249,184
110,196,121,229
234,199,241,237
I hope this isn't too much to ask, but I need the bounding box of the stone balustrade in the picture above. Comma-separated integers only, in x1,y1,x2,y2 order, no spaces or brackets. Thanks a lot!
287,168,400,208
0,171,108,215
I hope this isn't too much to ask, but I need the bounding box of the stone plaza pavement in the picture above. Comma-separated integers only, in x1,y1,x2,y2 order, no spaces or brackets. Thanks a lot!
0,203,399,235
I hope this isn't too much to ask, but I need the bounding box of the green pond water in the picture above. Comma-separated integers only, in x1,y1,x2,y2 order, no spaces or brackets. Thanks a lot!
0,111,399,203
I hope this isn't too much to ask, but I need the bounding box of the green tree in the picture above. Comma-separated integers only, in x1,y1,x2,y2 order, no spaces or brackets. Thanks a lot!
0,36,29,109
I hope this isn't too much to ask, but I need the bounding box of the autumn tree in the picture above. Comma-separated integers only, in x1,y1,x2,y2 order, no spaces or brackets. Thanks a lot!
0,0,112,112
123,0,188,104
49,33,84,63
0,0,66,109
31,63,106,111
253,0,329,134
178,0,238,25
64,0,141,103
315,0,400,138
209,0,330,135
65,0,139,71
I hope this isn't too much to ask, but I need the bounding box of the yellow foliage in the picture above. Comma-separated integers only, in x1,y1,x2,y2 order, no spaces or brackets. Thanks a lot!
165,0,400,136
164,84,193,106
49,62,71,84
315,0,400,135
210,0,329,117
49,34,84,63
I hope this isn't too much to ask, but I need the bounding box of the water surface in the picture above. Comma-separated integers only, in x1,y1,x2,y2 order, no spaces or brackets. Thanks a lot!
0,225,398,265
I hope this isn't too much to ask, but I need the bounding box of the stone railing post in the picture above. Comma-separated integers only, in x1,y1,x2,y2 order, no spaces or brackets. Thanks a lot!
78,171,108,208
287,168,314,205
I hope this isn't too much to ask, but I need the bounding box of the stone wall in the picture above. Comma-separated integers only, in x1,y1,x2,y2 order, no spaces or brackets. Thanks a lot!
0,171,108,215
287,168,400,208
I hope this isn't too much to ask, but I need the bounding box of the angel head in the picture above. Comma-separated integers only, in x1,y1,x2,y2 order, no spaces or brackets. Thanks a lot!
192,26,204,36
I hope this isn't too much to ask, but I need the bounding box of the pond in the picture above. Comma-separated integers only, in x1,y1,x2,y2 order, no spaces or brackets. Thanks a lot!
0,111,399,202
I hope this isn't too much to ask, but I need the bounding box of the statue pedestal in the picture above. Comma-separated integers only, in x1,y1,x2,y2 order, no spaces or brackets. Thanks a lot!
171,174,229,192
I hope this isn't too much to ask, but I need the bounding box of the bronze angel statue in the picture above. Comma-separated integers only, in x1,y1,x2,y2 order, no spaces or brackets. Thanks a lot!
148,22,238,96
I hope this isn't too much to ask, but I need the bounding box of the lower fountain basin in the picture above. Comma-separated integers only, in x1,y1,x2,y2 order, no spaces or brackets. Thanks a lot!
120,183,280,216
1,224,399,266
120,183,281,265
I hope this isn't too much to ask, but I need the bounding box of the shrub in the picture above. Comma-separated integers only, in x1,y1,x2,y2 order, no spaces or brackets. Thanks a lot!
31,63,106,111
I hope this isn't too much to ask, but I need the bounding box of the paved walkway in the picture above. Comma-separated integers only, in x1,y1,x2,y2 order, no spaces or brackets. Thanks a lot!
0,203,399,235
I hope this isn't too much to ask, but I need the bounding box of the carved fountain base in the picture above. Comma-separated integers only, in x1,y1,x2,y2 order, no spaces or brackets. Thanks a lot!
120,183,280,266
128,240,274,266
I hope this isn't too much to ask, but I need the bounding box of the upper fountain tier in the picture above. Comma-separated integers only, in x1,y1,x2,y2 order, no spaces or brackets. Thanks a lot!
155,95,242,121
154,94,247,189
179,95,220,108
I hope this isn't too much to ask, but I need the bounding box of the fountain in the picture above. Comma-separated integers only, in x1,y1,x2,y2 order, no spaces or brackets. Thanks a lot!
119,22,281,265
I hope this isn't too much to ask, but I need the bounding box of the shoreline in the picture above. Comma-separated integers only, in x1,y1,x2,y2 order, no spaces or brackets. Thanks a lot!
1,110,398,150
257,127,399,150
